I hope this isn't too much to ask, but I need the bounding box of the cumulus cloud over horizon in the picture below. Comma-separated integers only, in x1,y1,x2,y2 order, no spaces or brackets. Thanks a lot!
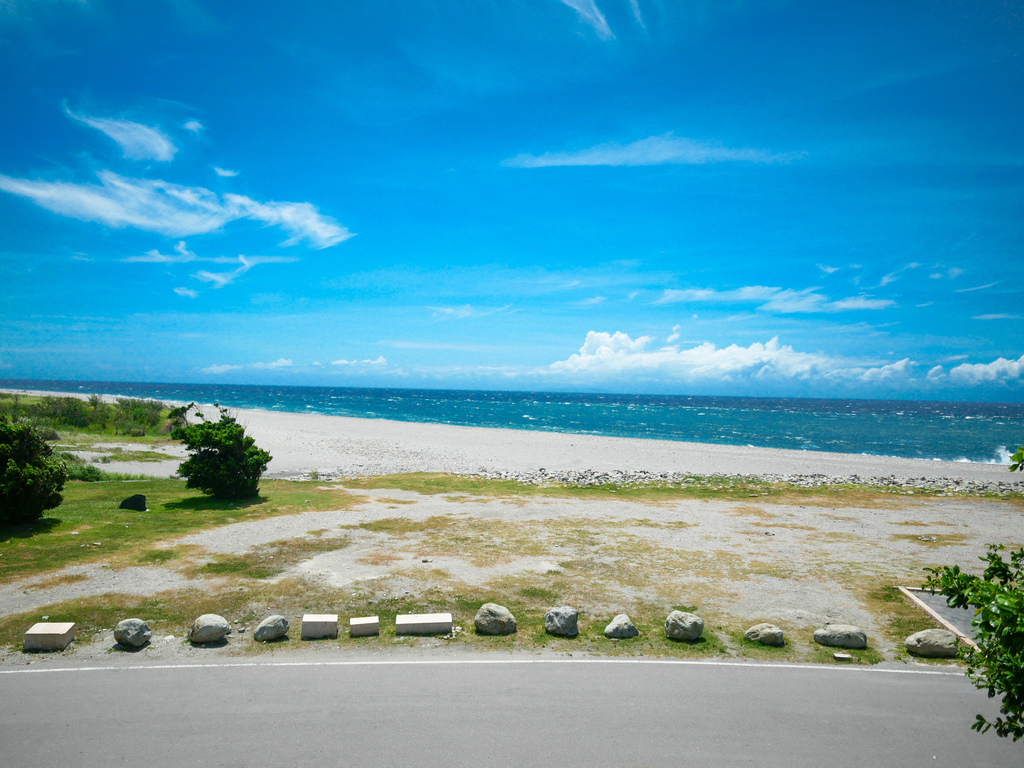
549,331,914,385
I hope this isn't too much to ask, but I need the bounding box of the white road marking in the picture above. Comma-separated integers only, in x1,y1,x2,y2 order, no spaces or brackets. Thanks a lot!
0,656,964,677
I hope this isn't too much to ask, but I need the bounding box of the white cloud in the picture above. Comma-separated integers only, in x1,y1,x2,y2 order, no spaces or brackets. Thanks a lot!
817,264,840,274
193,254,297,289
956,282,997,293
666,325,681,343
174,287,198,298
947,354,1024,385
213,167,238,177
251,358,292,369
201,363,241,374
0,170,352,248
332,356,387,366
201,358,295,374
654,285,894,314
430,304,511,320
559,0,613,39
578,296,607,306
66,108,177,162
549,331,914,385
126,240,197,263
184,120,204,133
973,314,1021,321
503,133,795,168
629,0,644,27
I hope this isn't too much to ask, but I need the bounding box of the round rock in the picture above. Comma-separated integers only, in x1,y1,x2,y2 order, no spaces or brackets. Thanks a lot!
188,613,231,644
744,623,785,647
813,624,867,649
604,614,639,639
474,603,517,635
114,618,152,648
253,614,290,642
905,628,958,658
544,606,579,637
665,611,704,641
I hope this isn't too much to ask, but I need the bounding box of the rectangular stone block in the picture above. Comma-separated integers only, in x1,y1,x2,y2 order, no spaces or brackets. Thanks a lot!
396,612,453,636
301,614,338,640
24,622,76,651
350,616,380,638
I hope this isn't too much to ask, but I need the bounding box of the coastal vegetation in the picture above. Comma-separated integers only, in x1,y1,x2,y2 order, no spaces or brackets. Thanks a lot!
0,420,68,525
172,404,271,499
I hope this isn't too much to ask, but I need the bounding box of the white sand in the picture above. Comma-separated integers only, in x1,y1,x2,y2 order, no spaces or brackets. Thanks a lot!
4,387,1021,483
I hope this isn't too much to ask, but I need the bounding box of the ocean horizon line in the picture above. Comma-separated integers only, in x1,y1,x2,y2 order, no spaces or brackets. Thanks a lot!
3,377,1023,467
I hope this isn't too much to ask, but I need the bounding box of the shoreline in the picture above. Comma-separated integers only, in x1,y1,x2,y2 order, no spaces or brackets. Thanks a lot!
4,387,1022,487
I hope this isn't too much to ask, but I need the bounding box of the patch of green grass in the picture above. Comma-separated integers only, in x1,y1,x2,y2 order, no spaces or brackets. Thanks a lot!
0,478,358,583
188,535,351,581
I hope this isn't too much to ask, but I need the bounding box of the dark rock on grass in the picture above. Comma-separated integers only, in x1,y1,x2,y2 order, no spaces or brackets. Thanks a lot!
474,603,517,635
544,606,579,637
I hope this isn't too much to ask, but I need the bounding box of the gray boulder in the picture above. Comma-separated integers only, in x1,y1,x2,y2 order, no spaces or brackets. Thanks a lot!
813,624,867,649
118,494,147,511
905,628,958,658
253,615,290,642
604,614,639,639
665,611,704,641
188,613,231,644
114,618,152,648
544,606,579,637
474,603,517,635
745,623,785,647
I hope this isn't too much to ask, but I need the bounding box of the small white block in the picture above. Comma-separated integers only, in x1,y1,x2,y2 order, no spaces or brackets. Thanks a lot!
350,616,380,637
24,622,76,651
301,614,338,640
396,612,453,635
833,652,854,661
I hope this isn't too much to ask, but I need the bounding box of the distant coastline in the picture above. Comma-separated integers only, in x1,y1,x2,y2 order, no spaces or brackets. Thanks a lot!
2,378,1023,466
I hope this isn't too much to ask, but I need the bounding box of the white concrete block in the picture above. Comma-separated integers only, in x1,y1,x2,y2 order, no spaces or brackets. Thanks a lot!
24,622,76,651
396,612,453,635
350,616,380,637
301,614,338,640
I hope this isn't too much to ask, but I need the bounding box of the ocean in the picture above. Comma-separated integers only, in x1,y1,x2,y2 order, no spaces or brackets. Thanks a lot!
3,379,1023,465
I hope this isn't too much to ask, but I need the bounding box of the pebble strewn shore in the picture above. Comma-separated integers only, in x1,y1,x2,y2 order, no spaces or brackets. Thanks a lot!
469,468,1024,495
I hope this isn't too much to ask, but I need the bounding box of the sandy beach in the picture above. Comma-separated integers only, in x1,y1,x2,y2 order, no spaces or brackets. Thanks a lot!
5,387,1021,486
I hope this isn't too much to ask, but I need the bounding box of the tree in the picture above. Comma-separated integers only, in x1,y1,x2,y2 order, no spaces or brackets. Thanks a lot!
0,420,68,526
924,444,1024,742
172,406,271,499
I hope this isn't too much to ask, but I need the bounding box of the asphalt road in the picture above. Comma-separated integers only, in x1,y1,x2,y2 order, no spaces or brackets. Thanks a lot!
1,657,1020,767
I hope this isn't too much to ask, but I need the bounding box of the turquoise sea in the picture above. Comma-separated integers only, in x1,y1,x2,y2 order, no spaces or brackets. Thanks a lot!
3,379,1023,465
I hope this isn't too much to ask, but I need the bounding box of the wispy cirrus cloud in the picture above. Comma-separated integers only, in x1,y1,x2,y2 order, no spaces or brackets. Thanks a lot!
655,285,894,314
503,133,796,168
66,107,177,162
0,170,352,248
174,287,199,298
183,120,204,133
213,166,238,177
956,282,997,293
193,255,297,289
126,240,197,263
559,0,613,39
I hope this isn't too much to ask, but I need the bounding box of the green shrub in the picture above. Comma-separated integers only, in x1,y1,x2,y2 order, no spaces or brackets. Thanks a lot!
172,407,271,499
0,420,68,525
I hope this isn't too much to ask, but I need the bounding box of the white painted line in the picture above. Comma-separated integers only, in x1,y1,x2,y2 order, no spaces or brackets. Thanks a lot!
0,656,965,677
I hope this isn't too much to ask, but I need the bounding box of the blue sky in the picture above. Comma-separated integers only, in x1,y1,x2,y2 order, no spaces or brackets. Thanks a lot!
1,0,1022,400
